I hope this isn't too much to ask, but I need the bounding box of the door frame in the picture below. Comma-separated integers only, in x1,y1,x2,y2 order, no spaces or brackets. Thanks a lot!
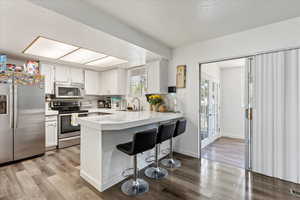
198,56,253,170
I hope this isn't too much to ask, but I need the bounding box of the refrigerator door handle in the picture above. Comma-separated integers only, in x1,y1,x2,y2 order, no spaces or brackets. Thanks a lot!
10,85,13,129
14,86,18,129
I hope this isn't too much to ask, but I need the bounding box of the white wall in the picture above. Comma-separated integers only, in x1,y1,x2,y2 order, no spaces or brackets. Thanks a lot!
169,16,300,158
220,67,244,139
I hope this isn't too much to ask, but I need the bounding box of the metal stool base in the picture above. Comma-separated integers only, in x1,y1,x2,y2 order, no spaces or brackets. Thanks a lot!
161,158,181,168
145,167,168,179
121,178,149,196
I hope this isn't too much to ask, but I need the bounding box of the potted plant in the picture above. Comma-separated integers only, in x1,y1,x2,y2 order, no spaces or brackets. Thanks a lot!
148,95,163,112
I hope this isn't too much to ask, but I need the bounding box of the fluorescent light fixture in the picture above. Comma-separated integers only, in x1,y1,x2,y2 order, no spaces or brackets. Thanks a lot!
87,56,128,67
60,48,107,64
23,37,78,59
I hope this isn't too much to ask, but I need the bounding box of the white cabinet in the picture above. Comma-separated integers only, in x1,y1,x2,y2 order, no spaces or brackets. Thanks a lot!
40,63,54,94
85,70,99,95
55,65,84,84
45,116,58,150
99,69,126,95
55,65,70,82
146,59,168,94
70,68,84,84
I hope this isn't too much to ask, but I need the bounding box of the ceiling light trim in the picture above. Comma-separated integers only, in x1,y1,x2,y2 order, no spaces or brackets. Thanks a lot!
57,47,80,60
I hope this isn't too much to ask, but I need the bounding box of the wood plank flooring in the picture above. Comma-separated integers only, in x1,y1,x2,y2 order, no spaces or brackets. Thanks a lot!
202,137,245,168
0,145,300,200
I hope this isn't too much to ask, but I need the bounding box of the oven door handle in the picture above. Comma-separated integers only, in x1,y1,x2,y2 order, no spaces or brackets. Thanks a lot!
59,112,88,117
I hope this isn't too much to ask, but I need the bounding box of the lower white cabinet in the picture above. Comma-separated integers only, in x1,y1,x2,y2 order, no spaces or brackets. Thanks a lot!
45,116,58,150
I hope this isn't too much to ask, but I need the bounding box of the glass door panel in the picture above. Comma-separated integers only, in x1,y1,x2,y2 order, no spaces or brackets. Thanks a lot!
200,79,209,140
200,74,220,148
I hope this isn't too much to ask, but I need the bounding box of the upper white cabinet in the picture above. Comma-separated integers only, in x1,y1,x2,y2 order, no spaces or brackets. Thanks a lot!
40,63,55,94
99,69,126,95
146,59,168,94
70,68,84,84
55,65,70,82
55,65,84,84
85,70,99,95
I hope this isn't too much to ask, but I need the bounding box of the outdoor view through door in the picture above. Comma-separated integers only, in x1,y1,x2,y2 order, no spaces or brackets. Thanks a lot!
200,58,250,169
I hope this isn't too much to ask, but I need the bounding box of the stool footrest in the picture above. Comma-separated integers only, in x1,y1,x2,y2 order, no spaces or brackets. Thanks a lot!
145,155,155,163
161,148,170,155
122,168,135,178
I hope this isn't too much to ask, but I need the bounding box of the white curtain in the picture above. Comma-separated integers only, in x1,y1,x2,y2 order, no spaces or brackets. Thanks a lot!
252,49,300,183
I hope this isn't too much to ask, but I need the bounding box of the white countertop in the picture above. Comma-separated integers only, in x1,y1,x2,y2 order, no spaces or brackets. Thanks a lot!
45,110,59,116
87,108,118,114
79,111,183,131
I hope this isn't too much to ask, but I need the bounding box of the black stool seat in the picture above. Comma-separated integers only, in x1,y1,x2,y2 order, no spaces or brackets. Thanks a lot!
157,121,177,144
116,128,157,196
174,119,187,138
161,118,187,169
117,128,157,156
117,142,133,155
144,121,176,180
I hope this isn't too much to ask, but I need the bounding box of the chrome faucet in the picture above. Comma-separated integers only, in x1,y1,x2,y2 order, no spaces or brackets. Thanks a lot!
131,97,142,111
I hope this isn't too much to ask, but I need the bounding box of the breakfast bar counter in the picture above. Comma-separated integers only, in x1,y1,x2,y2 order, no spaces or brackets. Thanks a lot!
78,111,183,192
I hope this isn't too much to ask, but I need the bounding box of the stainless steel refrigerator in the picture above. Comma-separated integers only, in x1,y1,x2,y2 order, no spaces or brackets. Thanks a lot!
0,72,45,164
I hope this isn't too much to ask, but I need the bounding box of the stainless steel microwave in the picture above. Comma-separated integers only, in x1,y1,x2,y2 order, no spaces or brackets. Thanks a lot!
55,82,84,99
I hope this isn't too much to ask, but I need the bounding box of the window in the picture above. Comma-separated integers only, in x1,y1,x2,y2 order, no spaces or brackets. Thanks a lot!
129,67,147,97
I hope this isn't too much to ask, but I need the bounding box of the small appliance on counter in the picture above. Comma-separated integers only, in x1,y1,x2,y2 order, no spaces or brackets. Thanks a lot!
111,97,126,110
51,100,88,148
98,97,111,108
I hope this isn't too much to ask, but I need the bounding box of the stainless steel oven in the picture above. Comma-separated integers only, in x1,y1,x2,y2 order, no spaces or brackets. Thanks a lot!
55,82,84,99
58,111,88,148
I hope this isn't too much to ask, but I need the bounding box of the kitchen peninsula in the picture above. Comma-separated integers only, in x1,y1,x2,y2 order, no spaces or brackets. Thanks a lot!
78,110,183,192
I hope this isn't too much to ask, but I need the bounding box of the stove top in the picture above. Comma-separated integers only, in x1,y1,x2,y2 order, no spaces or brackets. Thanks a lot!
58,110,88,114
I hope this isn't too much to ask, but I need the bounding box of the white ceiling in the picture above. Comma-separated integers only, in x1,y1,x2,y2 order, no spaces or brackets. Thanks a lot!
85,0,300,48
0,0,162,71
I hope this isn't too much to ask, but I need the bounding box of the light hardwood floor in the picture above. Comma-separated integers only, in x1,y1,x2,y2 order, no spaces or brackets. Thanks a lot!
202,137,245,169
0,145,300,200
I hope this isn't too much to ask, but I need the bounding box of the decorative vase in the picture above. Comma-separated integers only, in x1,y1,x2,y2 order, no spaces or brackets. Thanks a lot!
158,104,167,112
151,104,160,112
150,104,153,111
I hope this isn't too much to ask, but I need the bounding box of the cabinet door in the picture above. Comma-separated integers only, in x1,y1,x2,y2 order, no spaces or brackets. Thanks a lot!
70,68,84,84
55,65,70,82
45,121,57,147
100,71,111,95
108,70,118,95
40,63,54,94
85,70,99,95
146,60,168,94
147,61,160,94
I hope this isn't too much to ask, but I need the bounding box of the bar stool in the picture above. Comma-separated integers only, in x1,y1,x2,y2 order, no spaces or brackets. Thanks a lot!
116,128,157,196
145,121,176,179
161,119,187,168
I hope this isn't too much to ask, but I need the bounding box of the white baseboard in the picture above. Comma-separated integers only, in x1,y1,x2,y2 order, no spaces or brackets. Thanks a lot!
174,148,199,158
222,132,245,139
80,170,102,191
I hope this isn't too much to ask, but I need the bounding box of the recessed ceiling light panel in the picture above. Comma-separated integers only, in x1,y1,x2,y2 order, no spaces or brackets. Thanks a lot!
87,56,128,67
23,37,78,59
60,48,107,64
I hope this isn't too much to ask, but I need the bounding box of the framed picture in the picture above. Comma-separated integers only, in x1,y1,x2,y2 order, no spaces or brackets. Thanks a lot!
176,65,186,88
